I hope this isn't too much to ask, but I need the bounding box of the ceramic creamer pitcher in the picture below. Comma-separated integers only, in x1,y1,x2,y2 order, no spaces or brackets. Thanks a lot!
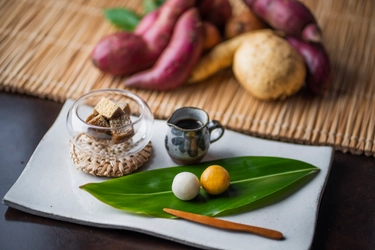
165,107,224,164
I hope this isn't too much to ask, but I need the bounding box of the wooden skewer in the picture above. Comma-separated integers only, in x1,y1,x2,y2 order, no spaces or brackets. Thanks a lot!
163,208,284,240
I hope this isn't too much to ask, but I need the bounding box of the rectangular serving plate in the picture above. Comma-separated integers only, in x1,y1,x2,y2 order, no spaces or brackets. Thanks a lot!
3,99,333,250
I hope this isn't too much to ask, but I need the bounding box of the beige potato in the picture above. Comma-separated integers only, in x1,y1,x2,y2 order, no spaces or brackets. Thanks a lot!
233,31,306,100
187,29,305,100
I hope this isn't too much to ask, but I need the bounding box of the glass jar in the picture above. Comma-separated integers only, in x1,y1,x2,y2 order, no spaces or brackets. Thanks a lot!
66,89,154,175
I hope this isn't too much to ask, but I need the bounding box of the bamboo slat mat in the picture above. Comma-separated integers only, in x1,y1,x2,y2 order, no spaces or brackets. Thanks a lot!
1,0,374,156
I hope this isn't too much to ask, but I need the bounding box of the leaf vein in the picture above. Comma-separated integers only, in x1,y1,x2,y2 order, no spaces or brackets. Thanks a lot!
232,168,318,184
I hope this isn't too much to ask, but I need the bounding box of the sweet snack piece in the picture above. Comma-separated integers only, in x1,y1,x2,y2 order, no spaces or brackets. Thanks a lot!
86,114,111,139
87,114,110,127
85,110,99,122
85,97,134,143
117,101,131,115
94,97,125,119
110,115,135,144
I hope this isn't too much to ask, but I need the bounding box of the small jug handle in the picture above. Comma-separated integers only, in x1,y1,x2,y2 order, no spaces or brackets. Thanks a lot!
207,120,225,143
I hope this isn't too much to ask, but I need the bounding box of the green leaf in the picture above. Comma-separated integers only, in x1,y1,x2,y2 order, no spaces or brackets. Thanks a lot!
80,156,319,218
104,8,141,31
143,0,165,14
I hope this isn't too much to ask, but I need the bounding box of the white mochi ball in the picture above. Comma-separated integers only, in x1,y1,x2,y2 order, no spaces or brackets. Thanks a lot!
172,172,200,201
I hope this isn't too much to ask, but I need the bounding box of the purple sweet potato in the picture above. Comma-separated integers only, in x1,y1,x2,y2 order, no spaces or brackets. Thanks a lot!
124,8,204,91
141,0,196,57
91,0,195,76
134,9,160,35
196,0,214,17
287,37,332,95
243,0,322,42
91,32,150,76
199,0,232,30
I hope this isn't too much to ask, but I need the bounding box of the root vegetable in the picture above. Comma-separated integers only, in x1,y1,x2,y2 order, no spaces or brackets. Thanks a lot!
134,9,160,35
91,0,195,76
243,0,322,42
187,31,253,84
233,31,306,100
196,0,214,17
202,21,222,51
187,30,306,100
287,37,332,95
141,0,196,57
91,32,150,76
123,8,203,91
199,0,232,30
225,8,268,39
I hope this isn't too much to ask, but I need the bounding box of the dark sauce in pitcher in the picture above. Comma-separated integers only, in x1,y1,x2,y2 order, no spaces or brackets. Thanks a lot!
175,119,203,129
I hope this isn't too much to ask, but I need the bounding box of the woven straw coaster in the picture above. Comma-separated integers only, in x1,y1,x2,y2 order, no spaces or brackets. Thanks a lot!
70,133,152,177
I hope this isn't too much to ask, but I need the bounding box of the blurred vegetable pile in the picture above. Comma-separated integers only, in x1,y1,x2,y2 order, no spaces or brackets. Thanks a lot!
91,0,332,99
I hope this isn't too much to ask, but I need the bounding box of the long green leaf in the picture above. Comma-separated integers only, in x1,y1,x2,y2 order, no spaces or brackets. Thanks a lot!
104,8,141,31
80,156,319,218
143,0,165,14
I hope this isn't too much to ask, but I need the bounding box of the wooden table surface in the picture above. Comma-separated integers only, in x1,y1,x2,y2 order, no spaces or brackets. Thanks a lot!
0,91,374,250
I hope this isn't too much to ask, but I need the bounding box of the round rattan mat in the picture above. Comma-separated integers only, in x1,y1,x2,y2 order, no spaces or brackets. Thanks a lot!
69,133,152,177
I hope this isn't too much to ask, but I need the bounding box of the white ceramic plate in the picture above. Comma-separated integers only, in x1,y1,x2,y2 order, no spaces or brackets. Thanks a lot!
3,100,333,250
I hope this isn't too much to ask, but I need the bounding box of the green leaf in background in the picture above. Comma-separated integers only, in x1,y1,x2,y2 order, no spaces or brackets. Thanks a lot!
143,0,165,14
104,8,141,31
80,156,320,218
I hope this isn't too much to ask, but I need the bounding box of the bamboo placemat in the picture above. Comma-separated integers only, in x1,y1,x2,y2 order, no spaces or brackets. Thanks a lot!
1,0,374,156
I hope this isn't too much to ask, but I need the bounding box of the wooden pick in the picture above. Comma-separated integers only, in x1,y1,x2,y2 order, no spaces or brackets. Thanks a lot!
163,208,284,240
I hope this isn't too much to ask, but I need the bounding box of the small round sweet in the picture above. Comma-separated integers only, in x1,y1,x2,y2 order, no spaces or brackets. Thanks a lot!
200,165,230,195
172,172,201,201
